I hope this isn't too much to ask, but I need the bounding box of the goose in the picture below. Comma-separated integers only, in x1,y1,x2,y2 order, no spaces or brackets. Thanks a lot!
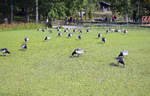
44,36,51,40
118,50,128,57
73,29,76,32
106,29,109,34
24,37,29,43
58,32,62,37
56,26,59,29
0,48,11,56
66,28,69,30
86,29,90,33
109,28,115,32
98,33,102,38
37,28,42,31
116,56,125,68
102,37,106,43
57,32,62,37
114,29,121,32
78,34,82,40
48,30,53,33
122,29,128,34
57,27,60,31
68,33,73,38
64,29,68,33
21,44,27,49
42,29,45,32
45,27,48,30
79,29,82,33
72,48,85,57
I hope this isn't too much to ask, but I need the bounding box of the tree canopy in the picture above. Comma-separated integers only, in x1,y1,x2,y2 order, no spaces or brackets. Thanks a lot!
0,0,150,24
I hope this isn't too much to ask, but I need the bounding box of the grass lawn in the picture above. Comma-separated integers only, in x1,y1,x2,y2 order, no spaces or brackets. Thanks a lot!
0,27,150,96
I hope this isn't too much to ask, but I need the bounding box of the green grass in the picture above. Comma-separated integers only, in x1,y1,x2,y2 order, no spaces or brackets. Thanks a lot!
0,27,150,96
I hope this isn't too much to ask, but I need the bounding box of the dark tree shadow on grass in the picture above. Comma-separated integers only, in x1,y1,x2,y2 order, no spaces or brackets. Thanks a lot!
69,55,80,58
0,55,10,57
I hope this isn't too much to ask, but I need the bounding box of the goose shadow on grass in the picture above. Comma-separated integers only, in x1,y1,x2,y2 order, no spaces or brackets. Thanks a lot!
96,37,101,39
97,42,104,44
0,55,10,57
42,40,51,42
109,62,119,67
69,55,80,58
18,49,27,52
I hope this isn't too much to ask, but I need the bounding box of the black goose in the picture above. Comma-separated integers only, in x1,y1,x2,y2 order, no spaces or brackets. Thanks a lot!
45,27,48,30
106,30,109,34
72,48,85,57
122,29,128,34
73,29,76,32
0,48,11,56
37,28,42,31
79,29,82,33
44,36,51,40
86,29,90,33
114,29,121,32
102,37,106,43
48,30,53,33
116,56,125,68
64,29,68,33
98,33,102,38
78,34,82,40
68,33,73,38
57,27,60,32
24,37,29,43
21,44,27,49
118,50,128,57
58,32,62,37
109,28,115,32
42,29,45,32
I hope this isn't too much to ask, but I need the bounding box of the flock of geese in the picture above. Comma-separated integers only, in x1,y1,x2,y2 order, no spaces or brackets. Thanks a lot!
0,26,128,68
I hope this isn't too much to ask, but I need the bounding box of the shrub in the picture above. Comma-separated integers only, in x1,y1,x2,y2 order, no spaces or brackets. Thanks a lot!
88,9,93,19
0,23,45,32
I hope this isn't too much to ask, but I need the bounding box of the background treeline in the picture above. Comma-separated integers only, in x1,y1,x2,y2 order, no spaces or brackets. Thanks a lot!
0,0,150,24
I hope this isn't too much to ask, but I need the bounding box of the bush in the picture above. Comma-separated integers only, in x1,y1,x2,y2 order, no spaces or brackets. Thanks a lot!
0,23,45,32
88,9,93,19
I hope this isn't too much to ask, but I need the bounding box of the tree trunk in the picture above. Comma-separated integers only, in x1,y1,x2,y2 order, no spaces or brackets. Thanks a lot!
137,0,141,23
24,4,30,23
10,0,14,23
36,0,39,23
80,11,83,21
3,0,8,25
26,8,30,22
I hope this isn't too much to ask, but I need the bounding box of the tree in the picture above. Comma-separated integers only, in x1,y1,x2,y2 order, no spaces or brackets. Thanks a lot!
88,8,92,19
2,0,9,24
36,0,39,23
10,0,14,23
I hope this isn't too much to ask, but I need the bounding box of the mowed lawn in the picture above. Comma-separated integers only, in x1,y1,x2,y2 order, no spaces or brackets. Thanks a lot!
0,27,150,96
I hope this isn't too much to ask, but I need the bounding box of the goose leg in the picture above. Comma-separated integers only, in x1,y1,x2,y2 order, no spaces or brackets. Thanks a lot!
117,61,119,66
3,53,6,56
122,64,125,68
77,54,80,57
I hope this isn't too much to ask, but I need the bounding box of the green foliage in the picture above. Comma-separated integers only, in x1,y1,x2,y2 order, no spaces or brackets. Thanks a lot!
0,23,45,31
88,8,93,19
1,0,150,23
47,2,66,20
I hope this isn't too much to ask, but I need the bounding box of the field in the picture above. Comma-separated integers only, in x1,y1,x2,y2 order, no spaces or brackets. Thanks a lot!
0,27,150,96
